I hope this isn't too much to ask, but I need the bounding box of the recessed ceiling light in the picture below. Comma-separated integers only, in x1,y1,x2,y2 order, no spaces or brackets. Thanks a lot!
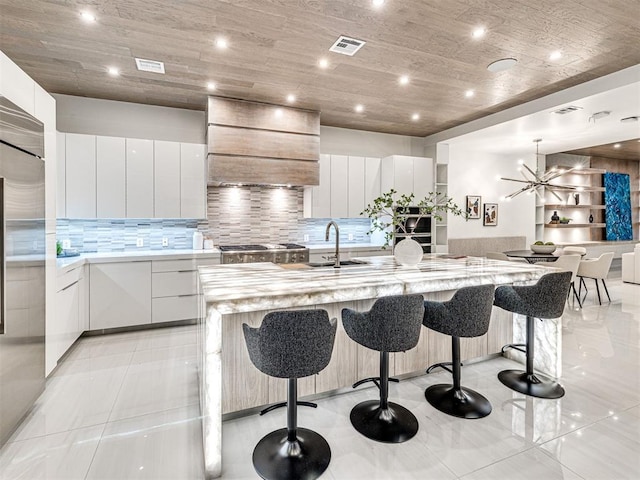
472,27,486,39
215,38,228,49
80,11,96,23
613,143,621,149
411,113,420,121
274,108,283,118
354,104,364,113
207,82,216,91
465,89,475,98
399,75,410,86
318,58,329,69
487,58,518,73
372,0,385,8
107,67,120,77
286,94,296,103
549,51,562,61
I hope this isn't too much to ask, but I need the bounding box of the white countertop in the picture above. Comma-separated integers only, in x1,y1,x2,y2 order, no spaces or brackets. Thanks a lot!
199,254,549,314
57,249,221,274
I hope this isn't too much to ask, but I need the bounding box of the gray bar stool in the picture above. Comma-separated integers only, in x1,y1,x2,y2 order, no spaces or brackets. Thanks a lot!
243,310,337,480
342,294,424,443
423,284,495,419
493,271,572,399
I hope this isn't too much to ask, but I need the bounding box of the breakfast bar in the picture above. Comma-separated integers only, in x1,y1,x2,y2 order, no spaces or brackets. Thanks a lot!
197,255,557,478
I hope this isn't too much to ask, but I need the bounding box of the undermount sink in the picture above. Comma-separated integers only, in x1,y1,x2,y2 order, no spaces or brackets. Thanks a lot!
307,260,369,268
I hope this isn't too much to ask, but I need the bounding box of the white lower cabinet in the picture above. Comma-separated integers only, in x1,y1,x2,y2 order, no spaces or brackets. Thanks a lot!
150,258,218,324
89,261,152,329
50,265,88,373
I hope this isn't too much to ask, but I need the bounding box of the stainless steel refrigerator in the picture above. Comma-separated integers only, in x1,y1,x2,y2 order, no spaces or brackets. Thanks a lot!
0,94,46,446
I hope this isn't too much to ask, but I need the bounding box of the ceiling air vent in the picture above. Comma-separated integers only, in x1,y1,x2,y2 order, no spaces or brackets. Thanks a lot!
329,36,366,56
135,58,165,74
552,105,582,114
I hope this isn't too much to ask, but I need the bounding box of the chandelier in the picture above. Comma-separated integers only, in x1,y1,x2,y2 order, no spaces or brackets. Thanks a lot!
500,139,581,202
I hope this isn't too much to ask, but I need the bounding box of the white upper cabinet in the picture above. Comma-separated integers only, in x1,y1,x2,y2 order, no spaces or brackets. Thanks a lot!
154,140,181,218
65,133,96,218
126,138,154,218
58,134,206,219
0,51,35,115
347,156,365,217
56,132,66,218
330,155,348,218
364,157,381,209
180,143,207,218
96,136,126,218
305,154,382,218
380,155,434,200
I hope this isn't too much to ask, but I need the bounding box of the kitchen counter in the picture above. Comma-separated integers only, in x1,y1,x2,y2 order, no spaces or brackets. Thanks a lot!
56,248,221,274
197,255,560,478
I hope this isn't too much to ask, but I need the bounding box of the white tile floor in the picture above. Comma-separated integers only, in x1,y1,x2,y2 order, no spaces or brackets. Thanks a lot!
1,277,639,479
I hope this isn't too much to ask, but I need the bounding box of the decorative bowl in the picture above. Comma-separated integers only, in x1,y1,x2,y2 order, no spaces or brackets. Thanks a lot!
530,244,556,254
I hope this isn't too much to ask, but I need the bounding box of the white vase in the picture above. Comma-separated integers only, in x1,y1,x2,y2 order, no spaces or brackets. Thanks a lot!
394,237,424,266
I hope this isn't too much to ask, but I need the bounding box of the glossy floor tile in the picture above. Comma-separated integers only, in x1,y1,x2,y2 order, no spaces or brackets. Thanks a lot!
1,279,639,479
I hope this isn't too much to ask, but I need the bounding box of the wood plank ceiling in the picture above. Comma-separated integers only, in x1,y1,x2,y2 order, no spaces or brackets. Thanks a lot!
565,138,640,161
1,0,639,136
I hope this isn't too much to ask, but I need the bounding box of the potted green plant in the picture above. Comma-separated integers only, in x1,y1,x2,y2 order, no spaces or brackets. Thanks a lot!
361,189,466,265
559,217,571,224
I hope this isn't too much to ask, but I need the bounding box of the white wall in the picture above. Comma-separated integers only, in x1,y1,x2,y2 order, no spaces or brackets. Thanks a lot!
55,95,425,159
446,145,536,243
54,94,206,143
320,125,424,157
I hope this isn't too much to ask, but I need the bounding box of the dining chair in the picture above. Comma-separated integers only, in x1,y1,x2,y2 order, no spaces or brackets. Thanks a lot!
577,252,614,305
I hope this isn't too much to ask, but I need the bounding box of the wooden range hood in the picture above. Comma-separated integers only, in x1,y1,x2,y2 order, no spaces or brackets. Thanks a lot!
207,96,320,186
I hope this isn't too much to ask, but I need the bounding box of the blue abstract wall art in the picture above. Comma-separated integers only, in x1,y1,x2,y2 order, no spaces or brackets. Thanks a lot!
604,172,633,241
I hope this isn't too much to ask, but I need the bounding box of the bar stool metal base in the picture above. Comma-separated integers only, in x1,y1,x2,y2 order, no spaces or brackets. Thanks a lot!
498,369,565,399
425,384,492,419
252,427,331,480
350,399,418,443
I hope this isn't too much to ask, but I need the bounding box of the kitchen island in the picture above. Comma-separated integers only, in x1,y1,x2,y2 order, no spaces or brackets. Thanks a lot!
197,254,561,478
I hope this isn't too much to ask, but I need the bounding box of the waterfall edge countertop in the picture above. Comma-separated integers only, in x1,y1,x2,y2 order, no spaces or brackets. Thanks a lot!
198,254,551,314
197,255,557,479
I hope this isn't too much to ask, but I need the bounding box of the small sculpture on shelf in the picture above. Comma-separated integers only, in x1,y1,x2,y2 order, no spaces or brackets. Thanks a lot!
550,211,560,224
589,213,594,224
573,192,580,205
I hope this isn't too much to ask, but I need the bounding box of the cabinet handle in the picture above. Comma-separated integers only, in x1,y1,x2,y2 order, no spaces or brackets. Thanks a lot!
178,294,194,298
60,281,78,292
177,270,194,273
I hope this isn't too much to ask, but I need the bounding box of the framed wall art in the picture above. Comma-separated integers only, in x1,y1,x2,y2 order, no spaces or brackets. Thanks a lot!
466,195,481,219
483,203,498,226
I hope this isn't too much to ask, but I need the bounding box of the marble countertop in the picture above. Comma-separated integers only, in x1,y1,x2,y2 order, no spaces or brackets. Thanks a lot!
57,248,221,274
199,254,550,314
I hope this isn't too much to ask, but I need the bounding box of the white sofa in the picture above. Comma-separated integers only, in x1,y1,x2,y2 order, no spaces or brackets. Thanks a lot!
621,244,640,284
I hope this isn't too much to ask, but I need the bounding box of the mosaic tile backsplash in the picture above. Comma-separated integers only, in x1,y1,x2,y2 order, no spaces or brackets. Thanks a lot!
57,186,375,252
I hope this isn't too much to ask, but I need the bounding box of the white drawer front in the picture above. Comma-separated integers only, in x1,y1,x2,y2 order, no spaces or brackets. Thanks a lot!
152,259,197,273
57,266,83,292
152,271,197,297
152,295,198,323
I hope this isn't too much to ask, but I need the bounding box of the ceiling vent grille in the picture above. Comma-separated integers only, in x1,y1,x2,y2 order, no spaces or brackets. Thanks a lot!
135,58,165,74
552,105,582,115
329,36,366,56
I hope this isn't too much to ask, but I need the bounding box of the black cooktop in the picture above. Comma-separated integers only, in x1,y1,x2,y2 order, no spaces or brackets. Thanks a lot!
218,243,306,252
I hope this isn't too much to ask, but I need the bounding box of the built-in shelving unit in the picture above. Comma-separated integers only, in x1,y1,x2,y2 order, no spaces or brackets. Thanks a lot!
434,162,448,253
543,162,606,242
546,223,606,228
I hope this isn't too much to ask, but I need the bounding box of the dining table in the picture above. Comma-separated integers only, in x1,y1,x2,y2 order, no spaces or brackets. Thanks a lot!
504,250,560,264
